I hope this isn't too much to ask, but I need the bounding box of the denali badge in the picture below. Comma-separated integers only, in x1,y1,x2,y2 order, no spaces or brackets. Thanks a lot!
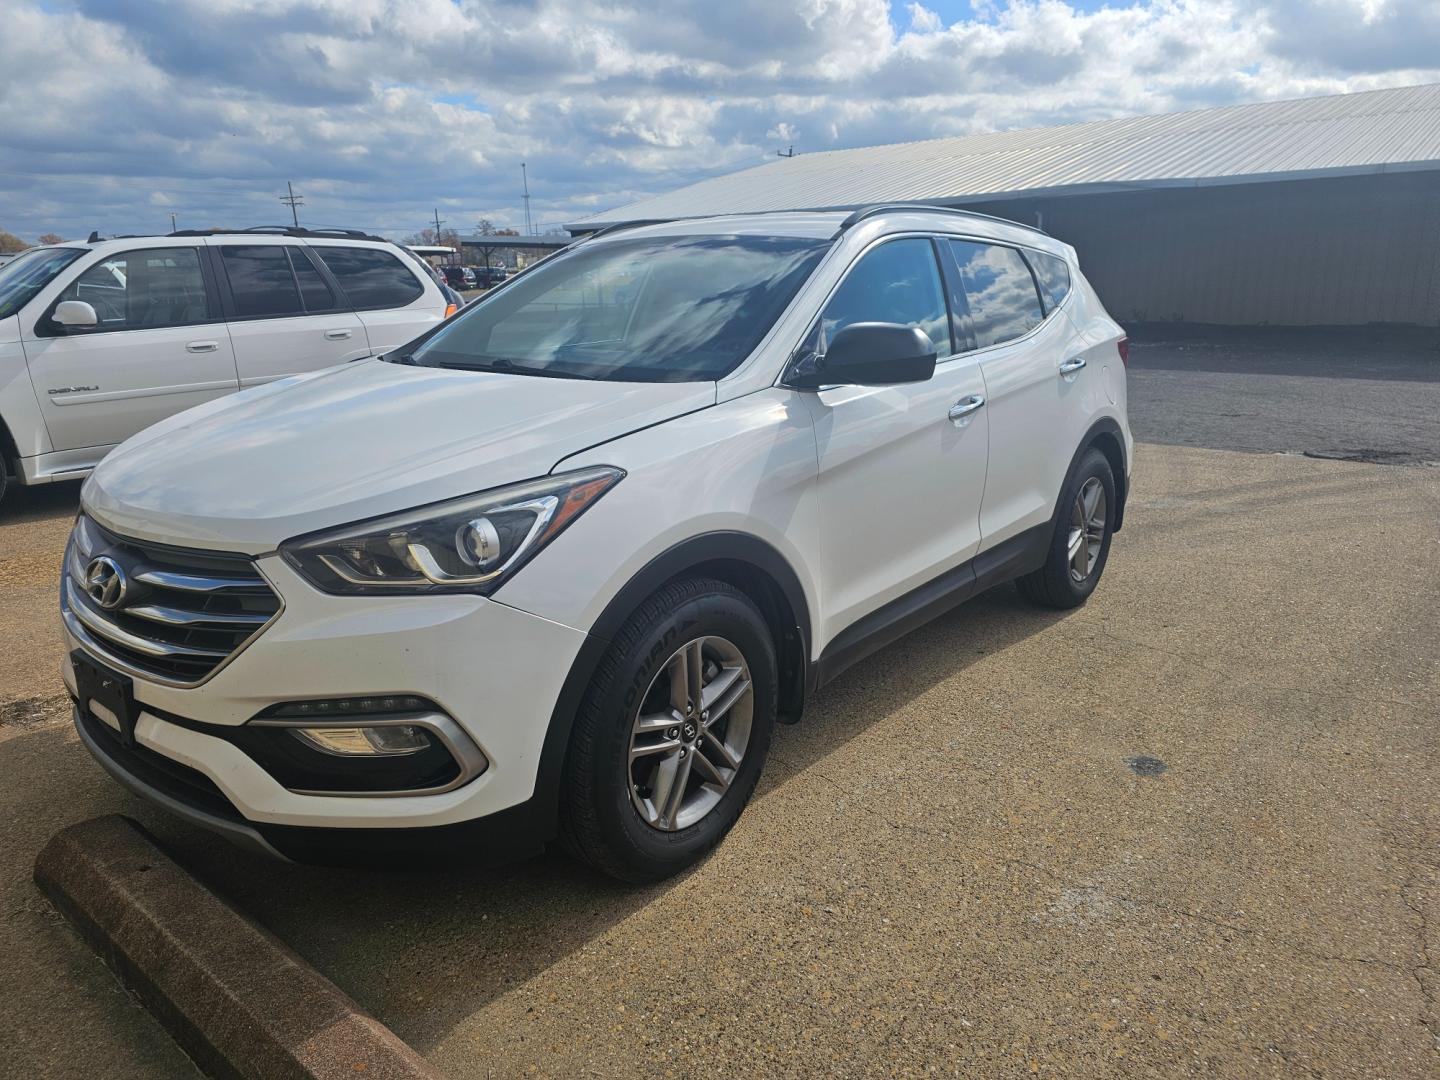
84,556,128,610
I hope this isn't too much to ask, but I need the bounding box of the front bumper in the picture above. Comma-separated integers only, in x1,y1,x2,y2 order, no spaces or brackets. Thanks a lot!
64,549,590,847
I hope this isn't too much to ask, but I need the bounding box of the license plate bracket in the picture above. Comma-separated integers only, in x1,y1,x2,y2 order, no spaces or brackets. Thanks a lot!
72,651,138,749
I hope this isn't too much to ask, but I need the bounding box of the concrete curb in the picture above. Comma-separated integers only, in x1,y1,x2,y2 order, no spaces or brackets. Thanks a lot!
34,815,444,1080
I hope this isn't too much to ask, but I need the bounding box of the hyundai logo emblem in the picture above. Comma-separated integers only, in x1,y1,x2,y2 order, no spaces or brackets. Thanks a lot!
84,556,128,610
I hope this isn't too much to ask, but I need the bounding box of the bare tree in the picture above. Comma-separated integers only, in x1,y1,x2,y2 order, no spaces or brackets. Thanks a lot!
469,220,507,268
0,230,27,253
36,232,65,245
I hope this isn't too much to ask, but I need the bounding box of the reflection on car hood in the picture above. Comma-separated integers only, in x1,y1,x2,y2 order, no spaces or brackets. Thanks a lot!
84,359,715,553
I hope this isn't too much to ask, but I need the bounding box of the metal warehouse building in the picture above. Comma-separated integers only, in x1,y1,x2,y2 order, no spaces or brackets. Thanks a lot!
571,83,1440,328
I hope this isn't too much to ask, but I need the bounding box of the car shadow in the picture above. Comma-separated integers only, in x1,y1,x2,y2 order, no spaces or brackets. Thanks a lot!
0,479,82,523
136,584,1073,1052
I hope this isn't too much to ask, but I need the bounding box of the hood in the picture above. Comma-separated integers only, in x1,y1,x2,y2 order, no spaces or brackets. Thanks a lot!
84,359,714,552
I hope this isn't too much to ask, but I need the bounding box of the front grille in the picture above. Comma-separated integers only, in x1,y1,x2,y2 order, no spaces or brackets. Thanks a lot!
62,515,280,685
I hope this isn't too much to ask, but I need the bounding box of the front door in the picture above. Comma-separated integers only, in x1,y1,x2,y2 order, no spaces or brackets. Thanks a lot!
21,245,239,452
801,236,990,650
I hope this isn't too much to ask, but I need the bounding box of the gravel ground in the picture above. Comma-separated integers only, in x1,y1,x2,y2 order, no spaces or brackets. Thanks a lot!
2,441,1437,1078
2,335,1438,1077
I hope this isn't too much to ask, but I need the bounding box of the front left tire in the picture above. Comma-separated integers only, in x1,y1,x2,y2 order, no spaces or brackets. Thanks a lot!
559,576,777,882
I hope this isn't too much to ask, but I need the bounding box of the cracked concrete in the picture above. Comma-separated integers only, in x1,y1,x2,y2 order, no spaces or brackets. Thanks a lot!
2,442,1437,1077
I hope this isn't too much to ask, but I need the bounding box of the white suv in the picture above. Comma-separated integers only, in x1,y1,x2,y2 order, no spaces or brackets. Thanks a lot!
0,228,453,503
61,207,1131,881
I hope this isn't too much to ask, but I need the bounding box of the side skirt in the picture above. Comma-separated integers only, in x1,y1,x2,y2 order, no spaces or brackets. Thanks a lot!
811,523,1050,691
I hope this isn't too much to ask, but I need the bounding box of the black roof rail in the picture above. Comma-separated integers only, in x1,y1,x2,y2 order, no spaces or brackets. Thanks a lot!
835,203,1048,237
572,218,675,241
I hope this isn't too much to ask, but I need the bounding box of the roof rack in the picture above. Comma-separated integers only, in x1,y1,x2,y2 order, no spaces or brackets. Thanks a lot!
166,225,389,242
836,203,1048,237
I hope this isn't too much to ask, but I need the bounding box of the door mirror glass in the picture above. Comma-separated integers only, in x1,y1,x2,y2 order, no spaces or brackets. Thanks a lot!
52,299,98,328
819,322,937,386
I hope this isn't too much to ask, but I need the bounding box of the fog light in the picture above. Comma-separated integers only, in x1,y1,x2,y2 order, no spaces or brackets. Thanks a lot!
291,725,431,757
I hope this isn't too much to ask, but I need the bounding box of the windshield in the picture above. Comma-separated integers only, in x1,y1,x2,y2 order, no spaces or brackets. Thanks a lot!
0,247,85,320
405,234,830,382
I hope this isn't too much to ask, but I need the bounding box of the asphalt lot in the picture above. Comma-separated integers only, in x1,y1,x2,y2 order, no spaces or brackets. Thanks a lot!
2,339,1438,1078
1128,326,1440,466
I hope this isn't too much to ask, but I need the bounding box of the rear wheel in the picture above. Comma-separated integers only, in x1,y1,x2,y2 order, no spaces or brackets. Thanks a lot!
560,576,777,882
1017,447,1116,609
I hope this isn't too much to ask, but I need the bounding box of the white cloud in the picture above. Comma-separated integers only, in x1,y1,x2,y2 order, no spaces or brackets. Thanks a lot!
907,4,942,34
0,0,1436,240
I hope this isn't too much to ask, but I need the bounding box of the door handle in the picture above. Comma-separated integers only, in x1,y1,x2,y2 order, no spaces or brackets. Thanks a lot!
324,328,353,340
1059,356,1087,375
186,340,219,353
948,394,986,422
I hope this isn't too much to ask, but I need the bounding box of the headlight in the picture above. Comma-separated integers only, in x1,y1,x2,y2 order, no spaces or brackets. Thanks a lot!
280,466,624,595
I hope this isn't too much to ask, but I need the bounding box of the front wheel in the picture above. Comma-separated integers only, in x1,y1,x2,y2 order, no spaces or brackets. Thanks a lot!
559,577,777,882
1017,447,1117,609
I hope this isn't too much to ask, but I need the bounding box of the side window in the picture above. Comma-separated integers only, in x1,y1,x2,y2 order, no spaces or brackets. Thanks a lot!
1027,250,1071,313
313,247,423,310
58,247,212,331
947,241,1044,348
288,247,338,311
820,238,952,357
220,245,304,318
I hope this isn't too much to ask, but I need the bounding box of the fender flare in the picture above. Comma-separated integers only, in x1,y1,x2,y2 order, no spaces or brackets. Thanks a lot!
1065,417,1129,531
525,532,813,843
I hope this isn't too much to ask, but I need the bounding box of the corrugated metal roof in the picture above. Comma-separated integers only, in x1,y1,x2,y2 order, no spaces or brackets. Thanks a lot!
572,83,1440,228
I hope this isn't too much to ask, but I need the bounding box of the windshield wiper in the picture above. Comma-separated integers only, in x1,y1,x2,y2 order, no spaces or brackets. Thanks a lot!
429,356,602,380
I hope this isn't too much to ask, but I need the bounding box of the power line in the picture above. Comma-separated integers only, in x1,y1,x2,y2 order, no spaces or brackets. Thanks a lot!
279,181,304,227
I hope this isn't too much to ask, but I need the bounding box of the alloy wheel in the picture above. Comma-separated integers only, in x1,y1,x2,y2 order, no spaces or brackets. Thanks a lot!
627,636,753,832
1067,477,1107,582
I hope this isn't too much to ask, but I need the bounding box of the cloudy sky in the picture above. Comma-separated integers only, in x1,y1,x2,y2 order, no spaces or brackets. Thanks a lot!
1,0,1437,242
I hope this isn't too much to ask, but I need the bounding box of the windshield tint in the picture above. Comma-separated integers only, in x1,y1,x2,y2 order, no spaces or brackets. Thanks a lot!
0,248,85,320
407,234,829,382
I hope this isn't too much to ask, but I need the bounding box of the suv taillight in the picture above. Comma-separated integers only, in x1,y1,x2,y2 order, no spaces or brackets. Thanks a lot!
1116,337,1130,367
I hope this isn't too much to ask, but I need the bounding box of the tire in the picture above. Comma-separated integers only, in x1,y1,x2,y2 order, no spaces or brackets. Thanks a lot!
1017,446,1117,609
559,576,778,882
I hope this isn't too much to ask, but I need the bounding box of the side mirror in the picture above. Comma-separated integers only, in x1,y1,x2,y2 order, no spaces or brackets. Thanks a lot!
816,322,937,387
53,300,99,329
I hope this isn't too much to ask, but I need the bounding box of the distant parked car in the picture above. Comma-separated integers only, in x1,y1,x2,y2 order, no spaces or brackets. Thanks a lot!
0,226,455,505
474,265,508,287
441,266,475,289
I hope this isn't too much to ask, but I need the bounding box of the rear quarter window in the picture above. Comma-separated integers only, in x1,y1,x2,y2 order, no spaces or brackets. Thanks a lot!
314,247,424,310
1027,250,1072,313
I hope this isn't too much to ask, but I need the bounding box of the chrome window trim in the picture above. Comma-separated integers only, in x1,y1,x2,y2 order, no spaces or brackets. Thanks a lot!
779,228,1075,389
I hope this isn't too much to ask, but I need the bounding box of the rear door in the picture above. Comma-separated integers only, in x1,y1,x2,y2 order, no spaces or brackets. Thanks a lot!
943,239,1081,546
20,244,239,451
309,243,447,355
211,241,369,387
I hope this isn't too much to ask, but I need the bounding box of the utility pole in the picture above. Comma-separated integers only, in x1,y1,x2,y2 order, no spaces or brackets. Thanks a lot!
777,145,796,158
432,208,447,261
521,162,533,237
169,212,178,233
279,181,303,227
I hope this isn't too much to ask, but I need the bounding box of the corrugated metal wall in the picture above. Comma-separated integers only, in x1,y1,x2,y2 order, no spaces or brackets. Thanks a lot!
971,171,1440,326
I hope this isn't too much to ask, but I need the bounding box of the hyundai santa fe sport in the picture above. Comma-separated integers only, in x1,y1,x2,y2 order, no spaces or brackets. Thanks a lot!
61,206,1132,881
